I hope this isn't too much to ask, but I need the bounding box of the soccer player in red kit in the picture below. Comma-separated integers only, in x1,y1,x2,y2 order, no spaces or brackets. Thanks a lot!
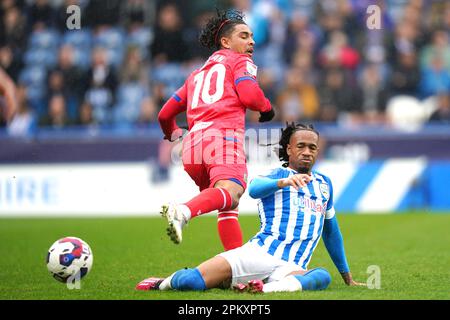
157,10,275,250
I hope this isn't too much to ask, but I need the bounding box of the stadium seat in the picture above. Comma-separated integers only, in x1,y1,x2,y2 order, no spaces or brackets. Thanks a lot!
151,63,188,98
19,66,47,89
85,88,114,124
126,27,154,60
62,29,93,50
18,66,47,117
113,83,150,125
93,27,125,50
106,48,124,68
24,48,58,69
29,28,61,51
72,49,92,70
93,27,126,67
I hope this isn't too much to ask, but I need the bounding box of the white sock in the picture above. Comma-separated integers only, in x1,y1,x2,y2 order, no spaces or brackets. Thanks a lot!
262,275,303,293
159,273,175,291
177,204,191,222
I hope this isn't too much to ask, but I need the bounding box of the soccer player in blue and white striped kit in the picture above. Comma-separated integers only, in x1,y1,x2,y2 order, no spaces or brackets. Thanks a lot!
137,123,365,293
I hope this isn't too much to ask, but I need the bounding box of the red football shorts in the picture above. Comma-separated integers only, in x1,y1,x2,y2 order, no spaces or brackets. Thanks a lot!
181,130,247,191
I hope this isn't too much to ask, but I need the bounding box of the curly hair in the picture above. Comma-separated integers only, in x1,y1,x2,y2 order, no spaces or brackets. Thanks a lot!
277,122,320,168
199,9,246,50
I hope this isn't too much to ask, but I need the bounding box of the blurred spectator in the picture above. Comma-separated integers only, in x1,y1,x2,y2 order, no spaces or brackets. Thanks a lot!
420,29,450,73
426,1,450,30
120,0,155,28
318,68,362,122
150,3,190,64
254,6,287,73
47,69,64,97
0,45,23,81
258,68,278,104
76,100,96,127
318,30,360,71
283,12,322,65
7,84,36,137
92,26,126,68
84,46,118,124
290,50,319,85
122,0,155,61
119,46,148,85
137,96,157,127
443,2,450,30
276,69,319,122
386,21,421,66
39,93,73,128
419,53,450,99
317,9,345,44
336,0,361,44
428,92,450,124
48,44,87,120
0,5,27,52
85,0,121,28
27,0,55,29
152,82,167,108
359,64,388,123
113,46,151,127
0,0,25,13
184,10,215,61
404,1,425,25
388,50,421,96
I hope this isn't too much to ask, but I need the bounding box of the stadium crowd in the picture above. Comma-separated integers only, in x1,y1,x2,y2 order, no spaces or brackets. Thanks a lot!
0,0,449,137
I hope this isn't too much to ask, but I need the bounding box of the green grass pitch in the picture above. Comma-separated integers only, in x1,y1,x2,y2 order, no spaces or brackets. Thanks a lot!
0,213,449,300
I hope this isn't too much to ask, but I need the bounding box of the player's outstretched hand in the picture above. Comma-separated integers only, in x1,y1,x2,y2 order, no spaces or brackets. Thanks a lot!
164,127,187,142
341,272,367,286
278,173,311,190
258,108,275,122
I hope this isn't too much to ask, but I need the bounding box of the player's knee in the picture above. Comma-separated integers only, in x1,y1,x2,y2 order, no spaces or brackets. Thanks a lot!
313,268,332,289
171,268,207,291
230,194,241,209
228,185,244,206
215,181,243,208
295,267,331,291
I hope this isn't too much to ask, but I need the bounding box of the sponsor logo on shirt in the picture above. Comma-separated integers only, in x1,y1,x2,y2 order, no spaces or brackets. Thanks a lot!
293,195,326,216
246,61,258,77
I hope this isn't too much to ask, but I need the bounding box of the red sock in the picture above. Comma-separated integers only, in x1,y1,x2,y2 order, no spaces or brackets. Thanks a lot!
217,210,243,251
184,188,233,219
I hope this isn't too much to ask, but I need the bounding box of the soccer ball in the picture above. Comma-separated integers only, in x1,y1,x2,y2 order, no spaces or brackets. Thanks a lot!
46,237,93,283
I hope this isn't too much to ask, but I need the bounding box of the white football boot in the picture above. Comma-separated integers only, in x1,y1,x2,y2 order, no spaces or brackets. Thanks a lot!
160,204,188,244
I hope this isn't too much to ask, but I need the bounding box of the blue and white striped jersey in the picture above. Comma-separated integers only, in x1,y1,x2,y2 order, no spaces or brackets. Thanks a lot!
249,167,335,269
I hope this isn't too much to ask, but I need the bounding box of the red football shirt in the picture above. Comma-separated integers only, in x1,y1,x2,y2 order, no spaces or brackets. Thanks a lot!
174,49,265,133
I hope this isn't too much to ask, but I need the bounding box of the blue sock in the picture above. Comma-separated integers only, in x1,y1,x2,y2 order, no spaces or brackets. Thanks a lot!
294,268,331,291
170,268,207,291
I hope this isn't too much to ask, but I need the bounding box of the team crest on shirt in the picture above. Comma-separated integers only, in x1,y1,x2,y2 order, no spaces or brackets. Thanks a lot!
246,61,258,77
319,183,330,200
